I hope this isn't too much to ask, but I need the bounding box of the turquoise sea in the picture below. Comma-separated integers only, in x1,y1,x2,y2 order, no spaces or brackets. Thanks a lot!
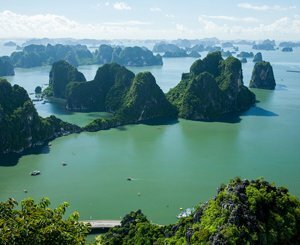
1,45,300,225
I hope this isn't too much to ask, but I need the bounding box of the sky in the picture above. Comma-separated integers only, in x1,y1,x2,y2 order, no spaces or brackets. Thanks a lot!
0,0,299,40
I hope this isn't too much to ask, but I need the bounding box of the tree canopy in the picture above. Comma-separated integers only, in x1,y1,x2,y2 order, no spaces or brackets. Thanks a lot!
0,198,90,244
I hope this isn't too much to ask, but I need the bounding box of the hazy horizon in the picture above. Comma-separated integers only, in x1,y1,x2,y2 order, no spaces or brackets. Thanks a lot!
0,0,299,41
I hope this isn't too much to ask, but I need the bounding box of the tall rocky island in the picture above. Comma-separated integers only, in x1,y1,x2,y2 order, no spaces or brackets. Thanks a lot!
44,60,86,98
250,61,276,90
0,78,80,155
44,62,177,131
167,52,255,121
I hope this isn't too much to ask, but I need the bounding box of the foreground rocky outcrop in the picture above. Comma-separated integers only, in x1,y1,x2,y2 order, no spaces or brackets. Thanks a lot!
0,56,15,76
167,52,255,121
0,79,81,155
98,178,300,244
250,61,276,90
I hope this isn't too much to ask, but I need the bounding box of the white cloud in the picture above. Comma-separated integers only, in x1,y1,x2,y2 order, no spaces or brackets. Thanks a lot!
113,2,131,10
150,7,162,12
0,10,300,40
198,15,300,40
201,15,258,22
165,14,175,18
238,3,296,11
102,20,150,26
0,10,146,39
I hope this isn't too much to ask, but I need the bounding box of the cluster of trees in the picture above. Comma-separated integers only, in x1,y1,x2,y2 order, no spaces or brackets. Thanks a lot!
0,198,90,244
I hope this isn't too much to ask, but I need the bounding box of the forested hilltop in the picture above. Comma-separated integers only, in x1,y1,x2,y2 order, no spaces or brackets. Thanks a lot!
98,178,300,244
0,78,80,155
167,51,256,121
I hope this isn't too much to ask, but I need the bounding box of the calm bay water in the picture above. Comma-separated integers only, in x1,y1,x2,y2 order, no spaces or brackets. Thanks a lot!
1,48,300,224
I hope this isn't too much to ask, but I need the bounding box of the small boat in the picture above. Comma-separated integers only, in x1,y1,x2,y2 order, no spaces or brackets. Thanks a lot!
30,170,40,176
62,162,67,166
127,177,132,181
24,189,28,193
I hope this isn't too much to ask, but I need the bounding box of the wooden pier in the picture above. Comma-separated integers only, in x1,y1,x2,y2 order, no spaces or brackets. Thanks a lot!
81,220,121,230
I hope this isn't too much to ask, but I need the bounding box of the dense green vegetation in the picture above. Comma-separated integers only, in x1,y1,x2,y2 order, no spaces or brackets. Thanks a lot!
66,63,134,112
10,44,93,68
96,45,163,66
0,56,15,76
0,198,90,244
0,78,81,155
115,72,177,124
250,61,276,90
81,68,177,131
167,52,255,121
44,60,86,98
43,61,176,131
98,178,300,244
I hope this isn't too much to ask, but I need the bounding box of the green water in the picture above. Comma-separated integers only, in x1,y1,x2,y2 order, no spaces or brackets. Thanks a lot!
1,49,300,225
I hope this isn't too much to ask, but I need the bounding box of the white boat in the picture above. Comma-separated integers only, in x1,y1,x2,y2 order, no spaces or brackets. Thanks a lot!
30,170,40,176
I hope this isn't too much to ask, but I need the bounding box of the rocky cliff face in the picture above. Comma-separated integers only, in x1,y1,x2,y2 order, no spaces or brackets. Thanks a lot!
250,61,276,90
46,60,86,98
0,56,15,76
0,79,80,155
167,52,255,121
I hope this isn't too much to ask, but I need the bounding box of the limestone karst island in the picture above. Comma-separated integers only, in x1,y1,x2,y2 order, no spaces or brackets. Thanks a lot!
0,1,299,244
